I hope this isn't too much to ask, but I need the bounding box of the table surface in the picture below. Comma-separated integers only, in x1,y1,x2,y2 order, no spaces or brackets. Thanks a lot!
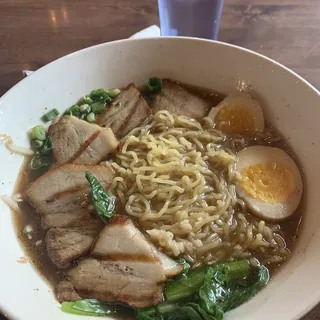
0,0,319,319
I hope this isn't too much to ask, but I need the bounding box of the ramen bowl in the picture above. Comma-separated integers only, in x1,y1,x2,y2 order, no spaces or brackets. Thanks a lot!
0,37,319,320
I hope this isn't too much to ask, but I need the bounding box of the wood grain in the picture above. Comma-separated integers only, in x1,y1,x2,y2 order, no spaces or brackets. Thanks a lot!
0,0,319,319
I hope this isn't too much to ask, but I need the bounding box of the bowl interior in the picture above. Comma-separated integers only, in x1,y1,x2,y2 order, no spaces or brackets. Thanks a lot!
0,37,320,320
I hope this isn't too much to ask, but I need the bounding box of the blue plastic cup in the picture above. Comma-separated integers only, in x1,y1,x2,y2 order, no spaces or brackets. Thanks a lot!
158,0,224,40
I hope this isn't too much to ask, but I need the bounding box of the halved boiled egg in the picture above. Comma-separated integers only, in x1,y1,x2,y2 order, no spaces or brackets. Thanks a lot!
209,92,264,135
235,146,303,221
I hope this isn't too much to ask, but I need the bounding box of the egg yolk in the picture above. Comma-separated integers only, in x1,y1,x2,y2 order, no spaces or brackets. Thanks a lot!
241,162,295,204
215,104,256,135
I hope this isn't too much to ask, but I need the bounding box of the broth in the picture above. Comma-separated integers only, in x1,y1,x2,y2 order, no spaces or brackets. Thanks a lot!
11,81,303,318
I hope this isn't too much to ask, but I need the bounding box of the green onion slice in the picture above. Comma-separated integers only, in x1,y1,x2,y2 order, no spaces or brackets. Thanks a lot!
29,156,50,170
86,112,95,123
29,125,46,141
106,88,121,97
30,139,44,149
39,136,53,155
79,104,90,114
91,101,106,114
147,77,163,93
42,108,60,122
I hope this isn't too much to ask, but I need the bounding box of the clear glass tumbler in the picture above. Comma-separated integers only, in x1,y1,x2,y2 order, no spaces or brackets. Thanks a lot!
158,0,224,40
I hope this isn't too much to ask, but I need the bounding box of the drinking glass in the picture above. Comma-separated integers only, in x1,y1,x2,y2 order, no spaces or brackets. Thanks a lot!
158,0,224,40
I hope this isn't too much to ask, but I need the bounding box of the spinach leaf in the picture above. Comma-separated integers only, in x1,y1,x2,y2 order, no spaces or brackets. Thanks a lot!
197,264,269,319
85,171,116,222
222,265,269,312
165,265,209,302
61,299,120,316
165,260,249,303
140,260,269,320
136,303,203,320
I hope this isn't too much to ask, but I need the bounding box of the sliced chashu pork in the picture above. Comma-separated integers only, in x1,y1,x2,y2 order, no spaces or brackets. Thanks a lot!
92,216,183,279
57,216,182,307
46,219,102,267
48,116,119,165
37,188,93,229
151,79,211,120
56,280,81,303
25,163,114,207
96,84,152,138
65,258,163,308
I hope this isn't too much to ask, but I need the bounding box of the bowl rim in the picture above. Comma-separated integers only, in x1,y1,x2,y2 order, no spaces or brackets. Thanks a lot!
1,36,319,320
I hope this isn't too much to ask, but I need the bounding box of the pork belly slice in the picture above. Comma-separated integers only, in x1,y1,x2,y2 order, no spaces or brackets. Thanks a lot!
151,79,211,120
46,219,102,267
96,84,152,138
56,216,182,307
48,115,119,165
61,259,163,308
36,188,93,229
92,216,183,279
25,164,114,207
56,280,81,303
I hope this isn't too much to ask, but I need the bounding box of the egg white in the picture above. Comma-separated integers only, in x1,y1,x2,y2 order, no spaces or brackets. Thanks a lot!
208,92,265,135
235,146,303,221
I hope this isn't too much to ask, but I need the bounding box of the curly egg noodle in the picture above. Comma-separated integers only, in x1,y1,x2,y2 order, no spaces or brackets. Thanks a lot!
106,111,289,265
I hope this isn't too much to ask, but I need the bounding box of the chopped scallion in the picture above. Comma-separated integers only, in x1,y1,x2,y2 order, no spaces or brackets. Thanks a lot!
79,104,91,114
30,139,44,149
82,95,94,105
147,77,163,93
29,156,50,170
39,136,53,155
91,101,106,114
41,108,60,122
106,88,121,97
29,125,46,141
90,88,112,103
69,104,80,117
86,112,95,123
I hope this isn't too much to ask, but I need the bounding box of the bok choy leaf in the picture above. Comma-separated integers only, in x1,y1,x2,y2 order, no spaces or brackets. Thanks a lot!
62,299,131,317
137,260,269,320
85,171,116,222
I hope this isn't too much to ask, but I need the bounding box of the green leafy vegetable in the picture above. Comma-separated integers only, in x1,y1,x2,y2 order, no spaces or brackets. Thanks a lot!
29,125,46,141
85,171,116,222
218,264,269,312
42,108,60,122
62,299,125,316
138,260,269,320
147,77,163,93
165,265,209,302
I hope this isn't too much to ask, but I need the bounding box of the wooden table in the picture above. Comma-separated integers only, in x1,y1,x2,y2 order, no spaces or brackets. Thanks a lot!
0,0,319,319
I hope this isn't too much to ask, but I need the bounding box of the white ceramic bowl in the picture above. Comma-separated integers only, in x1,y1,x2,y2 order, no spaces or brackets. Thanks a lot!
0,38,319,320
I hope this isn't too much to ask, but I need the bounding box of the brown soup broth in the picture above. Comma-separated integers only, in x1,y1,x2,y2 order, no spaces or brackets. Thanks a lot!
12,82,303,309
